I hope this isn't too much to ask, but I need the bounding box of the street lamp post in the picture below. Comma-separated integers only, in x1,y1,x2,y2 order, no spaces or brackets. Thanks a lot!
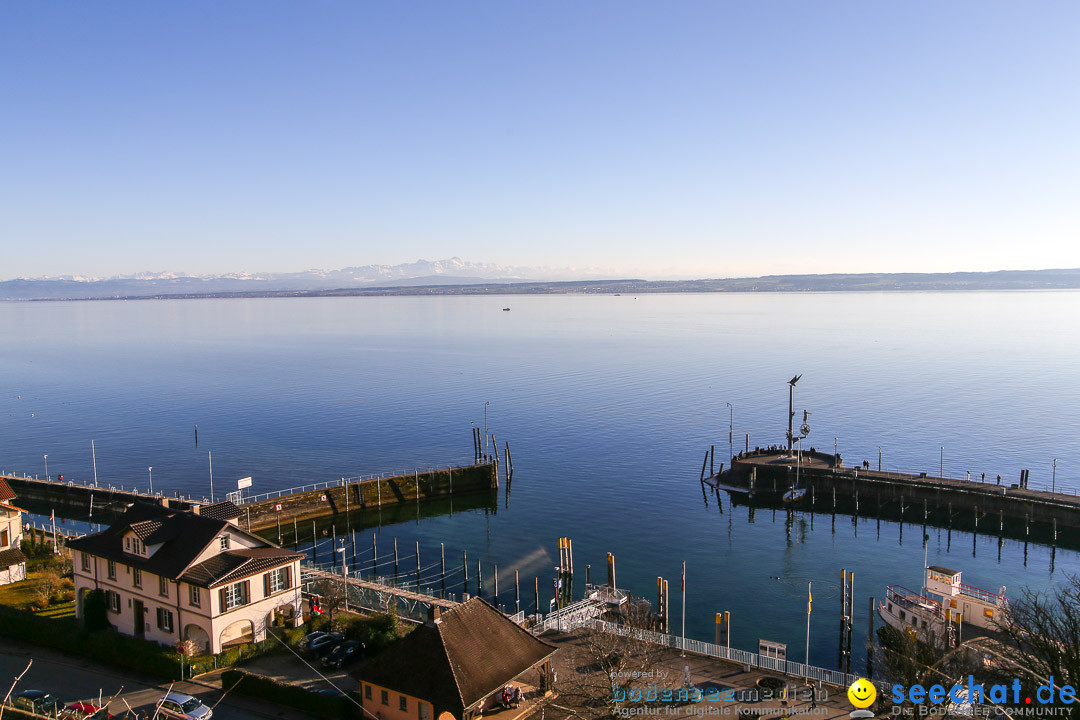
940,447,944,480
878,446,882,472
43,454,48,480
148,467,153,495
726,402,733,461
337,544,349,611
1052,458,1057,495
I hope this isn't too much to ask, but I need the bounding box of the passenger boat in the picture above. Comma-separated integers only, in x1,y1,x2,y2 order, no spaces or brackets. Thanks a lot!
878,566,1009,646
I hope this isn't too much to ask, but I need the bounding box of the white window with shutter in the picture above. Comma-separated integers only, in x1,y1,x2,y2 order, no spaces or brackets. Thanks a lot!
221,581,249,611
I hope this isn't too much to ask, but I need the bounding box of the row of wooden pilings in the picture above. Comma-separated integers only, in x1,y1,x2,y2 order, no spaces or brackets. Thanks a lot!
555,535,873,678
472,427,514,484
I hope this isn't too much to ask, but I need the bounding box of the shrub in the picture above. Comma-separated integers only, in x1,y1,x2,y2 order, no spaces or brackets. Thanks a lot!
83,589,109,632
339,608,409,655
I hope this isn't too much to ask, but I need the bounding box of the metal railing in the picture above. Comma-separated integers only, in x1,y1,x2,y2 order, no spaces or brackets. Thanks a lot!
533,598,606,633
958,582,1005,605
584,619,863,688
239,466,455,505
585,583,630,605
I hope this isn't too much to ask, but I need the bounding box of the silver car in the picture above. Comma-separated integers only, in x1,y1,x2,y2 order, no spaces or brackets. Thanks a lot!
155,691,213,720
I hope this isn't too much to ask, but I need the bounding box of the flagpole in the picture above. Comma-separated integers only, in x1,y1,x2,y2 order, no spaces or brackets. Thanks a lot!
681,561,686,657
209,451,214,503
805,581,812,680
51,509,58,555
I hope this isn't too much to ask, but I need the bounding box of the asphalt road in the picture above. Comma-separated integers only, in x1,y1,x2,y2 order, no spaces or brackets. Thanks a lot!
0,637,307,719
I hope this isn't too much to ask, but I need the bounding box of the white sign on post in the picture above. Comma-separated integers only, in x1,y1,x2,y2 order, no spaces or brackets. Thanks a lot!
237,476,253,489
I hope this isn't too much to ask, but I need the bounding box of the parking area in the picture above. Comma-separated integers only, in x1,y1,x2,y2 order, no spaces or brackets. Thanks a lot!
238,647,357,694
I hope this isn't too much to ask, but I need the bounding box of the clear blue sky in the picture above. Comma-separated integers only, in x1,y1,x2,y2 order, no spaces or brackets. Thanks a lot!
2,1,1077,280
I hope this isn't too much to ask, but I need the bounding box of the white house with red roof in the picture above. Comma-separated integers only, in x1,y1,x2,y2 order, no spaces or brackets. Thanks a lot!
0,479,27,585
68,500,303,655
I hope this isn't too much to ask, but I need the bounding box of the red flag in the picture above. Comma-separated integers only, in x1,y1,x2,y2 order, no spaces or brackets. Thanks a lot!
681,561,686,592
50,509,55,521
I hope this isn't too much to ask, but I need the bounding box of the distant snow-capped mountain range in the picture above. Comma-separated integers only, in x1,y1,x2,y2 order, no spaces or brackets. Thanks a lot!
1,258,609,300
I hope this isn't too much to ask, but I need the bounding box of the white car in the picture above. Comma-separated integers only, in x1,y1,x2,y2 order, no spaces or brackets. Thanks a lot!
155,692,213,720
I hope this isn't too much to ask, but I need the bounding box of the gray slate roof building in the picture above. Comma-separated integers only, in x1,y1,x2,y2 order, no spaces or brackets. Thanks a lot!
352,597,557,719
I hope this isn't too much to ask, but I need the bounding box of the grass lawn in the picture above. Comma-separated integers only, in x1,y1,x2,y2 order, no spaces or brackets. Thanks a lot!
37,600,75,619
0,567,74,615
0,575,43,608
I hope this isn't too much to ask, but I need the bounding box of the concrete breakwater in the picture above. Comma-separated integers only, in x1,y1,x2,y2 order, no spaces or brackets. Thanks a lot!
238,462,497,533
3,475,195,516
711,448,1080,538
3,461,498,533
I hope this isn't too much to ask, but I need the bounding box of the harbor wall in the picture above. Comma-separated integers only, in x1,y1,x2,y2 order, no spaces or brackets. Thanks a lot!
238,463,497,532
725,455,1080,532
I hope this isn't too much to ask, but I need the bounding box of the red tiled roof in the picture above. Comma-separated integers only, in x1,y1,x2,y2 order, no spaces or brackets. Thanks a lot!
0,480,16,502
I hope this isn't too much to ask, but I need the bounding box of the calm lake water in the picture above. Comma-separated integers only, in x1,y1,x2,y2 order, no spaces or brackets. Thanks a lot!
2,291,1078,669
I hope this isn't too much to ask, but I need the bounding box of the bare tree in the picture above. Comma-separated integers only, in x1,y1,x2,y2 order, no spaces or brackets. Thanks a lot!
873,625,985,717
553,600,679,719
996,574,1080,706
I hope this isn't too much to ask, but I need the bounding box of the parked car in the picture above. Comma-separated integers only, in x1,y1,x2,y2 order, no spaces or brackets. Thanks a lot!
154,692,213,720
320,640,364,669
64,700,114,719
10,690,64,716
302,631,344,658
298,630,331,651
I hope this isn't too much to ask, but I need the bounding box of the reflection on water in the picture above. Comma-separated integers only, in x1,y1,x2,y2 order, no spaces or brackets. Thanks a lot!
3,292,1079,669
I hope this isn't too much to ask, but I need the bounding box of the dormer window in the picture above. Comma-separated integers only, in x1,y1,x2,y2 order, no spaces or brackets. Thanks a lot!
219,535,230,551
132,538,142,555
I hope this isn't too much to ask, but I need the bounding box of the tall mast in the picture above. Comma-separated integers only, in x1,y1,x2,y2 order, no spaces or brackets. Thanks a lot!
787,374,801,453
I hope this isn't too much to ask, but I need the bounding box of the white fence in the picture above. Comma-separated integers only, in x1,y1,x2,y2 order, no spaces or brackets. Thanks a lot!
554,618,861,688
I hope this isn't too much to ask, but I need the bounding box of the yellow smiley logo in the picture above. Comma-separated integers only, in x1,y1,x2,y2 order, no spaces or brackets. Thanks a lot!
848,678,877,709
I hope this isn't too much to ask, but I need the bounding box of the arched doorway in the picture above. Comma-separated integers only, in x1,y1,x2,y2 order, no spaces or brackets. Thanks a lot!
270,602,296,627
220,619,254,649
184,624,210,655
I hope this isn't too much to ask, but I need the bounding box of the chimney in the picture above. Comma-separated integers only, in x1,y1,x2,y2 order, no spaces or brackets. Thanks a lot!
426,605,442,625
191,504,201,515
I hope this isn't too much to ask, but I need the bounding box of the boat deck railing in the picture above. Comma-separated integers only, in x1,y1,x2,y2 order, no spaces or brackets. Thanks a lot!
885,585,946,620
958,582,1005,605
